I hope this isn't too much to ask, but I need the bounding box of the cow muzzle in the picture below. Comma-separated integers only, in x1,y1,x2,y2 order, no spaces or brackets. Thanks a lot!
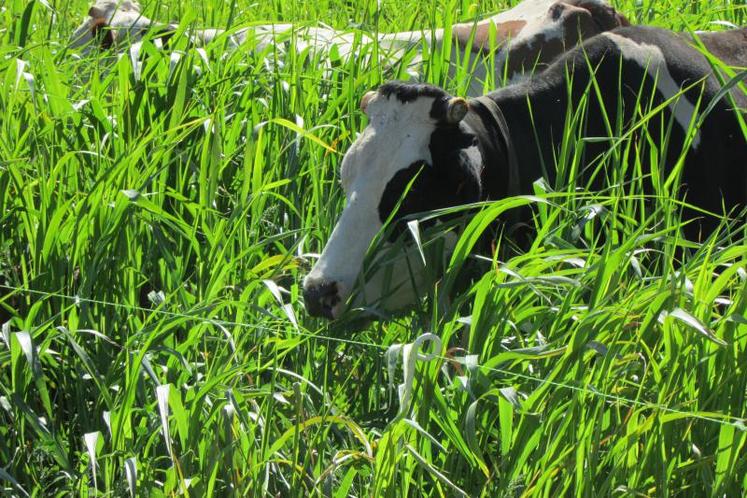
302,278,342,319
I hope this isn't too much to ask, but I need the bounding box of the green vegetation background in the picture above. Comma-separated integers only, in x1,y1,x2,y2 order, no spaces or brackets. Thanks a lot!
0,0,745,496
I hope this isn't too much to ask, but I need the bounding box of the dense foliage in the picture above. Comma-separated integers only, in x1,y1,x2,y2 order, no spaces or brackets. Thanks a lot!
1,0,745,496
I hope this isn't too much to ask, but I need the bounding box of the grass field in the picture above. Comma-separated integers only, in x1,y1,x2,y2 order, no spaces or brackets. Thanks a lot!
1,0,746,496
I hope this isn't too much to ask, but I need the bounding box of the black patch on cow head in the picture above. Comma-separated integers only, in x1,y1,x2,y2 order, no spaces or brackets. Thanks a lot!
378,81,449,103
375,82,476,124
377,122,483,241
377,81,460,122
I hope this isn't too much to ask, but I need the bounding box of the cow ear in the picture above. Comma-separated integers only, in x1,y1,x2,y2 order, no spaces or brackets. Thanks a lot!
360,91,376,113
445,97,469,124
548,1,602,42
554,0,628,31
580,0,629,30
88,6,105,19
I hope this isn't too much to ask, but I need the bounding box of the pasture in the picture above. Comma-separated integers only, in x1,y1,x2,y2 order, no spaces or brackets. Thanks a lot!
1,0,746,496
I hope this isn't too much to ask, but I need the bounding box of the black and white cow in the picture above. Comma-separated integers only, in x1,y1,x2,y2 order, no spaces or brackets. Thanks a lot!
303,25,747,319
69,0,629,94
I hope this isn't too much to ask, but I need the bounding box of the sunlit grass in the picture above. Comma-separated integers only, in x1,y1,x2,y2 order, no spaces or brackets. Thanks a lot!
1,0,745,496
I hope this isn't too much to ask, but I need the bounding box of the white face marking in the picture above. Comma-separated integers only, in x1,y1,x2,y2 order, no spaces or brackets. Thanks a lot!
304,94,439,318
603,32,701,148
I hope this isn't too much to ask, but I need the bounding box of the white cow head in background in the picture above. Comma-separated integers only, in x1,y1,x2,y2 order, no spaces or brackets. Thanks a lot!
69,1,159,52
70,0,258,54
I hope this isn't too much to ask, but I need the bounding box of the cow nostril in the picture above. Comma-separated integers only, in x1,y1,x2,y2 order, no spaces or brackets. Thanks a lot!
303,281,340,319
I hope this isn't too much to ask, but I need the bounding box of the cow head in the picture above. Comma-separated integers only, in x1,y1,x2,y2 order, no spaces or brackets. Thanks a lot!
303,83,498,319
69,0,168,52
453,0,629,78
504,0,629,75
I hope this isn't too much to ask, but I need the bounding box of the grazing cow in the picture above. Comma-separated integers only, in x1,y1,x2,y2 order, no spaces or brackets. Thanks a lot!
68,0,254,52
303,26,747,319
69,0,629,93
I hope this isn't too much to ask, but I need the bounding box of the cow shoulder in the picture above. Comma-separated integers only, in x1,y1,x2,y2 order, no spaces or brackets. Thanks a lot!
603,25,736,101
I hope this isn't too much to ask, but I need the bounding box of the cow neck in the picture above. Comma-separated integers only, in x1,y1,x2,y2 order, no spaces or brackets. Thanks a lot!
465,96,520,201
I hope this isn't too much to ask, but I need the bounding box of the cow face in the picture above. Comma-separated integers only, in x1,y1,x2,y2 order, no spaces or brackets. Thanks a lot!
303,83,485,319
69,0,158,53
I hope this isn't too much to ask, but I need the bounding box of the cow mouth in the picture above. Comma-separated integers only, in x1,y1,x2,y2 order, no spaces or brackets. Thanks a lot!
303,280,342,319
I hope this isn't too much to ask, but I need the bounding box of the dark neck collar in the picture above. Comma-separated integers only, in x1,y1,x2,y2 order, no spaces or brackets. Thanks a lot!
464,96,520,201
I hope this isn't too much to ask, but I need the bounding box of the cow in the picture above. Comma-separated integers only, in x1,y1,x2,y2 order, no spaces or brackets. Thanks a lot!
302,25,747,319
69,0,629,94
68,0,253,52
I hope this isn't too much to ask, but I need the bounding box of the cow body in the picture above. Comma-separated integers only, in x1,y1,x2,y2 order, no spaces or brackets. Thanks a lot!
486,26,746,222
694,28,747,68
70,0,628,94
304,25,746,319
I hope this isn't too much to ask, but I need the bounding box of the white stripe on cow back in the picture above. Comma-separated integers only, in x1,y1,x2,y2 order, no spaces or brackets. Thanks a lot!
603,32,701,148
304,94,439,317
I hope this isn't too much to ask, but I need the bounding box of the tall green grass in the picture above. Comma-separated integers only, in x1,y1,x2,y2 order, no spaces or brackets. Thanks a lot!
1,0,745,496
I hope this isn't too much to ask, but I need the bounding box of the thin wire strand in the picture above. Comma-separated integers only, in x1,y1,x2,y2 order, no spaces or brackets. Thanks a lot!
0,283,382,350
1,283,744,430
